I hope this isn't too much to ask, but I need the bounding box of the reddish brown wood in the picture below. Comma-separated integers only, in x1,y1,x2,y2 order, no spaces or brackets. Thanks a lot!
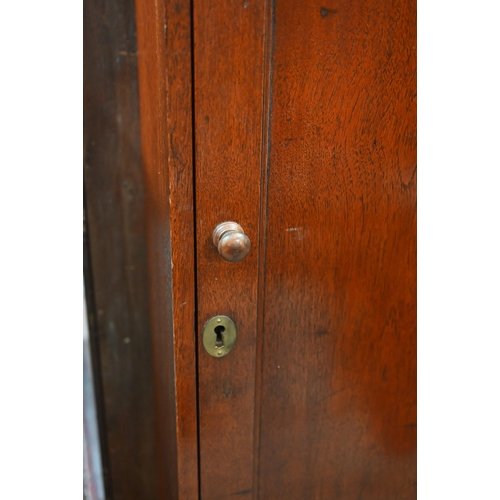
131,0,416,496
191,0,416,497
135,0,198,498
256,0,417,498
83,0,160,496
192,0,269,497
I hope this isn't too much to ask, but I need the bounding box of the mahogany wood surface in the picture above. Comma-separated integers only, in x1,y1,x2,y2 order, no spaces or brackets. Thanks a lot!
192,0,416,498
257,0,417,498
83,0,159,496
135,0,199,498
132,0,415,497
192,0,269,497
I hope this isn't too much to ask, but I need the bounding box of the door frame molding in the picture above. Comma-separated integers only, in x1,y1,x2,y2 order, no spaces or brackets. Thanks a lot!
135,0,199,497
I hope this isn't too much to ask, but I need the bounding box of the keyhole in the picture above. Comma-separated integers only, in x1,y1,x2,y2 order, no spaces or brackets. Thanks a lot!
214,325,225,348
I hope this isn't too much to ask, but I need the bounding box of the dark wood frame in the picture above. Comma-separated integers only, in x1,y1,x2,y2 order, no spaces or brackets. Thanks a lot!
84,0,199,496
135,0,199,497
83,0,162,490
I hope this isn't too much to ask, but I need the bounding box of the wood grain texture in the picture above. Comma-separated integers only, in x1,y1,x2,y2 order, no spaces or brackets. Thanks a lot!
192,0,268,497
256,0,417,498
135,0,199,497
83,0,160,496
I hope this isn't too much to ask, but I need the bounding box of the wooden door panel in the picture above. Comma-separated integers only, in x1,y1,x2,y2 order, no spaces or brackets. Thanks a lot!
257,0,416,498
192,0,268,497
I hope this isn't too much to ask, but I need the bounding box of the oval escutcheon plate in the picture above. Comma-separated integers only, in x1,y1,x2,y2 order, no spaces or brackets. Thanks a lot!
202,315,237,358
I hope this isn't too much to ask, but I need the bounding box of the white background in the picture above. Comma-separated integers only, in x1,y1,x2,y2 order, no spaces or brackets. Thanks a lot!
0,0,499,497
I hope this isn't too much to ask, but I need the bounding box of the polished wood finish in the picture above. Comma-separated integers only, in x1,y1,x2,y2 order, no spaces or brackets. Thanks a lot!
134,0,199,498
192,0,269,496
83,0,159,496
93,0,417,496
192,0,416,497
256,0,417,498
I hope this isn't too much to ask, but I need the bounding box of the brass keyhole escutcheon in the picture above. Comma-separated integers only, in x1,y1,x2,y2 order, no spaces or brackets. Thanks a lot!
202,315,237,358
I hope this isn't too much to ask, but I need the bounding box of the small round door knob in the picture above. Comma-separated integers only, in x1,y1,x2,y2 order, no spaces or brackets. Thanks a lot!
212,222,251,262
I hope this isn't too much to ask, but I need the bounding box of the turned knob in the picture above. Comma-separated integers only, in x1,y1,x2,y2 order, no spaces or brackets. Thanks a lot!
212,222,251,262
